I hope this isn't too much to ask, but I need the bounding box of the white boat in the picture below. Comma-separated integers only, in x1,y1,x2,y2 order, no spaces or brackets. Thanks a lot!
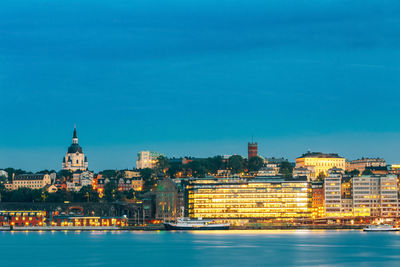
164,218,230,230
363,224,399,232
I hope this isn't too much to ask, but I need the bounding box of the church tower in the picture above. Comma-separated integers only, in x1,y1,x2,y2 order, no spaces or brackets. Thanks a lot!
62,126,88,171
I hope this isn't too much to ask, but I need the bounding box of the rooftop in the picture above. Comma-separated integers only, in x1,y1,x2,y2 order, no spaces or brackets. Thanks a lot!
297,152,343,159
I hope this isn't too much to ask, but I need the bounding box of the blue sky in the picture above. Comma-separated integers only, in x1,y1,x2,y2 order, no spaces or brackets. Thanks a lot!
0,0,400,171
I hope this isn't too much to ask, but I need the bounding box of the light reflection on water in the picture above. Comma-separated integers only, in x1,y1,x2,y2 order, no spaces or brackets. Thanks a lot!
1,230,400,266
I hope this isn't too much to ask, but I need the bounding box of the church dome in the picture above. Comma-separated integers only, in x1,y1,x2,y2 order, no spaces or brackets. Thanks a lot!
68,143,83,153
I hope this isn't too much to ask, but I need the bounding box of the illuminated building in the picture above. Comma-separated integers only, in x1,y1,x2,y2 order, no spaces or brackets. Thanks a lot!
124,170,141,178
293,167,312,181
296,152,346,180
352,176,381,217
50,215,127,227
380,175,398,217
352,175,398,218
311,182,325,218
62,126,88,171
347,158,386,173
0,211,45,227
187,177,311,222
12,174,51,190
248,141,258,159
136,151,162,169
324,174,342,217
155,178,183,221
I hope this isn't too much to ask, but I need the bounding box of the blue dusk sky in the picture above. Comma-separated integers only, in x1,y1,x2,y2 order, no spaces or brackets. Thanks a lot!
0,0,400,171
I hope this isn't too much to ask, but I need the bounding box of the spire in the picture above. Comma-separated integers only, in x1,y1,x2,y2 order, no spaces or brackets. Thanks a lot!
72,125,78,144
73,124,77,138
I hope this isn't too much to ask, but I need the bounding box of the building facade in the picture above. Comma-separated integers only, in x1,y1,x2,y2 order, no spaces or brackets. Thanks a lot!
248,141,258,159
62,127,88,171
296,152,346,180
347,158,386,173
187,177,311,222
12,174,51,190
136,151,162,169
352,175,398,218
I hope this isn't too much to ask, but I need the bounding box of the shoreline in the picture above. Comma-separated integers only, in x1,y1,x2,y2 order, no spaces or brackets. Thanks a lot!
0,225,366,231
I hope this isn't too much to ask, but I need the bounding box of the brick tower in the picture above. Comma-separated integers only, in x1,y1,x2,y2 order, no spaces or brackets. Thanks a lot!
248,141,258,159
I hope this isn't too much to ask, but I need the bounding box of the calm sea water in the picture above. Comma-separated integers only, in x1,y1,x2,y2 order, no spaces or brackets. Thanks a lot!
1,230,400,266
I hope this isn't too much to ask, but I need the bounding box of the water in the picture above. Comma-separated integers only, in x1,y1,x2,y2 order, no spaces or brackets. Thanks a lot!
1,230,400,266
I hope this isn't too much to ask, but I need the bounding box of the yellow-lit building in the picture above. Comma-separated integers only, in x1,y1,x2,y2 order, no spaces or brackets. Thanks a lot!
296,152,346,180
12,174,51,190
311,182,325,219
187,177,311,222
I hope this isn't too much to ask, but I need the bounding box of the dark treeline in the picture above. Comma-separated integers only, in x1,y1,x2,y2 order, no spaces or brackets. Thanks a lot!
0,184,135,203
158,155,266,178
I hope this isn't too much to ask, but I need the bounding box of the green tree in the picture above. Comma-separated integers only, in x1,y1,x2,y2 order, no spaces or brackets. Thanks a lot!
157,156,170,171
103,181,124,202
57,169,72,179
140,168,156,190
248,156,264,172
228,155,246,174
362,169,373,175
99,170,118,178
79,185,100,202
279,161,293,178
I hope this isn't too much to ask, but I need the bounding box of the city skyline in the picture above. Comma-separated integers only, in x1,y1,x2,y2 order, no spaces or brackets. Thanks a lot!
0,125,399,172
1,0,400,171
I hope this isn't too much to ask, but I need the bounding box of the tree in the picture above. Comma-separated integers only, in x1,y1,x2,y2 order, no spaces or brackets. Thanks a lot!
157,156,170,172
103,181,123,202
99,170,118,178
228,155,246,174
279,161,293,178
362,169,373,175
78,185,99,202
140,168,156,190
248,156,264,172
57,169,72,179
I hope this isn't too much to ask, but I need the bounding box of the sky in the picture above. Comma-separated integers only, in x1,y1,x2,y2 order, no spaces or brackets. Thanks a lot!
0,0,400,171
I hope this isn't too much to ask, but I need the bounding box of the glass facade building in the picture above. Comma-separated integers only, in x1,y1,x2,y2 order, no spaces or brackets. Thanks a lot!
187,177,311,220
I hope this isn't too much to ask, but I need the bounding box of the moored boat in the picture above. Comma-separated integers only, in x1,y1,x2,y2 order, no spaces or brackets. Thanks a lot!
164,218,230,230
363,224,399,232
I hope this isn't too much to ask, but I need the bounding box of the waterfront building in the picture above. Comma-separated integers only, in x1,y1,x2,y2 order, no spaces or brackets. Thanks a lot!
380,175,398,217
296,152,346,180
324,169,353,218
62,127,88,171
136,151,162,169
324,173,342,217
347,158,386,173
0,211,45,227
248,141,258,159
311,182,325,219
155,178,182,221
12,174,51,190
352,175,398,218
352,176,381,217
49,215,127,227
187,177,311,223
